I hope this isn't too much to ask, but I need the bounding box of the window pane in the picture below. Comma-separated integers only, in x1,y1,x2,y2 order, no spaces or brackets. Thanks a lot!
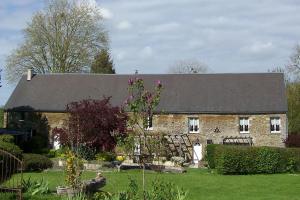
245,125,249,132
239,125,243,132
271,124,275,131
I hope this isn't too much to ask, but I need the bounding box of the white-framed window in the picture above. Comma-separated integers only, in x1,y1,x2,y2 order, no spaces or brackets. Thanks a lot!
145,115,153,130
239,117,249,133
188,118,199,133
270,117,281,133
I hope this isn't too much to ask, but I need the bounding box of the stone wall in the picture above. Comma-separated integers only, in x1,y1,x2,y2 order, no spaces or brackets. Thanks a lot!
4,111,287,158
151,113,287,158
31,112,288,148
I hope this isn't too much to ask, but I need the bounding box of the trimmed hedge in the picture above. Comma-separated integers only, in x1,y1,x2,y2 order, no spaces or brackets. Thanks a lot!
206,144,218,169
207,144,300,174
23,153,53,171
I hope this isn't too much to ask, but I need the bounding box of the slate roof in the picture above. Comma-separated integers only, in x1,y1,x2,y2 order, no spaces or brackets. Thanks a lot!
4,73,288,114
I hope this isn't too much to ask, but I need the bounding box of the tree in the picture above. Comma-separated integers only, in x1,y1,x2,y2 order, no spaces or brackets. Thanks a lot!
91,49,115,74
287,44,300,80
125,77,163,199
167,59,210,74
5,0,108,83
53,97,128,152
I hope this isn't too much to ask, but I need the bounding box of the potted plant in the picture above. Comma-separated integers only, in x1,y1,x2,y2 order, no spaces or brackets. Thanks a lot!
56,150,83,197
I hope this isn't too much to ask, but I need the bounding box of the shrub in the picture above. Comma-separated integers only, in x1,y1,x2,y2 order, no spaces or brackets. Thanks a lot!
212,145,300,174
0,135,22,156
206,144,218,169
95,152,116,162
284,134,300,147
23,153,53,171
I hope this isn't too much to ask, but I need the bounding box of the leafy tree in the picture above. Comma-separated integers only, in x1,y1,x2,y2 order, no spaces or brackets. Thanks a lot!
167,59,210,74
53,97,128,152
287,83,300,133
5,0,108,83
91,49,115,74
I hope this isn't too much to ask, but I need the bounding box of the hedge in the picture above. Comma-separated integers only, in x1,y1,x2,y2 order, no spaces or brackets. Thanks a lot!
23,153,53,171
206,144,218,169
207,144,300,174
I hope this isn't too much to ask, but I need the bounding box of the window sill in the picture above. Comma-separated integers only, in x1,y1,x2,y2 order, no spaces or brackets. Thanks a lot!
189,132,199,134
240,131,250,134
271,131,281,134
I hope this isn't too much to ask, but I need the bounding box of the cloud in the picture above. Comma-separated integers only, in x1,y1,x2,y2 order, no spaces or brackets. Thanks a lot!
99,7,113,19
116,20,132,30
145,22,180,34
139,46,153,58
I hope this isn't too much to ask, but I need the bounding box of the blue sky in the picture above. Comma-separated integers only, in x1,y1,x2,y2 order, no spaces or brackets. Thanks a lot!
0,0,300,105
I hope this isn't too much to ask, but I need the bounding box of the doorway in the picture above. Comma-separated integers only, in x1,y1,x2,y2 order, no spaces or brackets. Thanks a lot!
193,142,202,164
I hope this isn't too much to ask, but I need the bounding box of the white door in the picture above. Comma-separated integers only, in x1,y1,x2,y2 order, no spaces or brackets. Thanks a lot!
193,142,202,164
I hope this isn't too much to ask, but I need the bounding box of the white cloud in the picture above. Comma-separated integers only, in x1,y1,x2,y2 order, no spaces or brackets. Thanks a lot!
241,42,274,54
116,51,127,61
99,7,113,19
146,22,180,33
116,20,132,30
139,46,153,58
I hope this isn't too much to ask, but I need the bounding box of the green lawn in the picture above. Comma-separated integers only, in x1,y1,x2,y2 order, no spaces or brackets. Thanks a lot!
5,169,300,200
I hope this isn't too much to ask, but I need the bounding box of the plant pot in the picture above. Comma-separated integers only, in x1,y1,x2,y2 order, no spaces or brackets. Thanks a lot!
67,187,80,198
56,186,68,195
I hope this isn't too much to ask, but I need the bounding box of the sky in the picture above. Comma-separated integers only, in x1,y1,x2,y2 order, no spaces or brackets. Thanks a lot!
0,0,300,105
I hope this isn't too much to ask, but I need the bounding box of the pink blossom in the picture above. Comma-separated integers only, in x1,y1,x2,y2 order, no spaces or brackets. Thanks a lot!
128,78,134,85
156,80,162,88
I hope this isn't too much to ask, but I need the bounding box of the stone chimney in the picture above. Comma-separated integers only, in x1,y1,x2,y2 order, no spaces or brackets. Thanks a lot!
27,68,32,81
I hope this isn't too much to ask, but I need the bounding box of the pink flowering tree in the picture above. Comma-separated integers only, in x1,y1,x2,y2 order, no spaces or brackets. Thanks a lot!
124,77,163,197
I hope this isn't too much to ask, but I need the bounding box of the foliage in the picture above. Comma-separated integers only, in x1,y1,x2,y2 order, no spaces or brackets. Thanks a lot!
145,179,187,200
91,49,115,74
0,134,22,156
94,178,187,200
287,44,300,79
167,59,210,74
95,152,116,162
65,150,83,189
64,192,88,200
115,134,135,156
284,133,300,147
53,97,128,152
23,153,53,171
7,110,50,153
0,107,3,128
211,145,300,174
125,78,163,156
5,0,108,83
287,83,300,133
171,157,185,167
206,144,218,169
74,144,97,161
22,178,50,196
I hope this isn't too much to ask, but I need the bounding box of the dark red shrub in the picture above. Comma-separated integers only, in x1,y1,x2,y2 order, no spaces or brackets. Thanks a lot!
284,133,300,147
53,97,128,151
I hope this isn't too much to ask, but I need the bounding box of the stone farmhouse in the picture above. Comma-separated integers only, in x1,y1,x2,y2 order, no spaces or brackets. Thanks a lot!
3,72,287,163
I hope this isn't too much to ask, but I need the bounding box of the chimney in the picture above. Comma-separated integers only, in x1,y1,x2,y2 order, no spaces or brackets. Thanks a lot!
27,69,32,81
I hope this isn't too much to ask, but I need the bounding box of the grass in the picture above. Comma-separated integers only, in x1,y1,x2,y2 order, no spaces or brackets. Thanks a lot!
4,169,300,200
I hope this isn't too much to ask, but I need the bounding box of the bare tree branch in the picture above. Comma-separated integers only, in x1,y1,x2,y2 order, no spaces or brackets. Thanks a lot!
167,59,210,74
5,0,108,83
